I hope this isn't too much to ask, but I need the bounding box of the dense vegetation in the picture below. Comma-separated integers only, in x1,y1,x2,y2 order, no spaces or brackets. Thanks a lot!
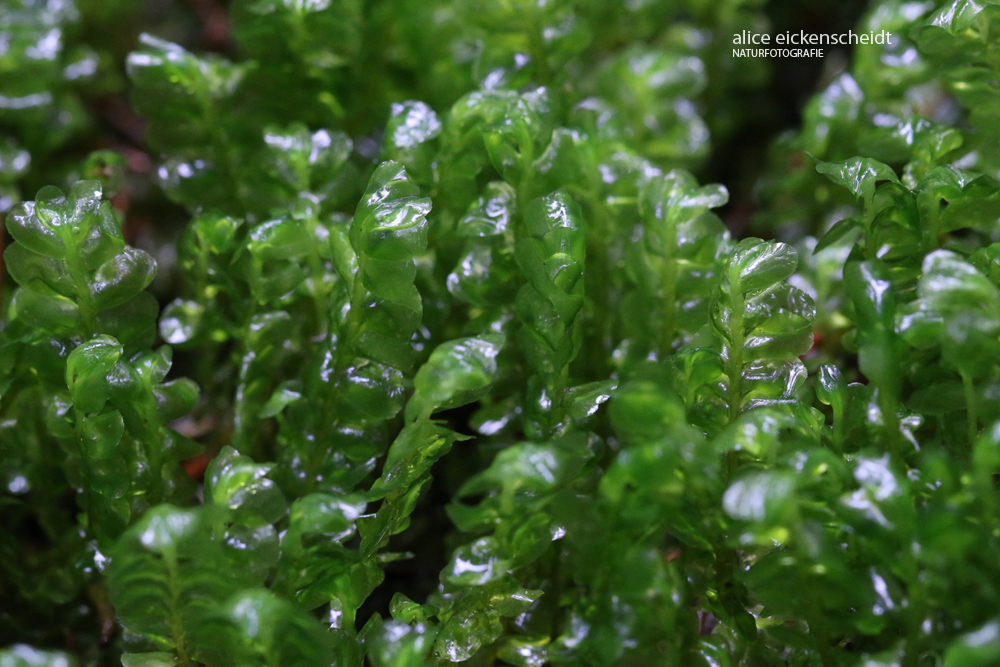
3,0,1000,665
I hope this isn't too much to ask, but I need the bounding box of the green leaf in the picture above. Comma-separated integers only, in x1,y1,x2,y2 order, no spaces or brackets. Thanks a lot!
709,238,815,422
846,260,904,404
353,161,431,263
814,216,861,253
82,150,127,197
341,360,406,420
368,421,471,501
433,581,542,662
90,247,157,310
906,250,1000,377
287,492,368,545
515,191,587,438
915,166,1000,234
205,446,288,526
349,161,431,370
107,346,200,449
447,182,519,307
81,410,125,460
11,286,82,335
107,505,259,661
915,0,1000,54
259,381,303,418
7,192,70,259
816,364,846,409
816,157,899,201
728,238,800,294
4,180,162,348
405,334,505,422
159,299,205,345
626,169,731,357
564,379,618,420
367,618,438,667
3,242,74,296
203,589,338,667
126,35,244,151
66,336,122,413
96,292,161,352
263,124,353,199
458,432,599,500
233,311,296,455
360,477,432,558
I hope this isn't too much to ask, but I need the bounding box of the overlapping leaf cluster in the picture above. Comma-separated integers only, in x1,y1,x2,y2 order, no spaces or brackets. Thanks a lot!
3,0,1000,666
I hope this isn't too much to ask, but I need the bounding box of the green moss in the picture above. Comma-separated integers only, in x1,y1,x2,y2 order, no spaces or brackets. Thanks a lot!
3,0,1000,665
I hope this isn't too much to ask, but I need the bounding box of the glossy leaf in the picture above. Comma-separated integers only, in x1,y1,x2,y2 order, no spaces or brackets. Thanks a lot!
708,238,815,424
348,161,431,370
816,156,899,201
106,505,260,664
405,334,505,422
